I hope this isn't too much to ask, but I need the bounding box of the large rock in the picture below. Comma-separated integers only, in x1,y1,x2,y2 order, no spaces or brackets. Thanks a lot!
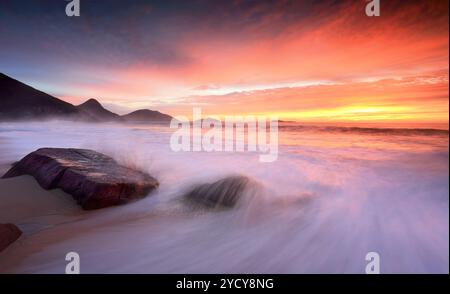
2,148,159,210
184,176,249,209
0,223,22,252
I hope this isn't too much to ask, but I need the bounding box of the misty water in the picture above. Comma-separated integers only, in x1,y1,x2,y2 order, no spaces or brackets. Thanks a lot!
0,121,448,273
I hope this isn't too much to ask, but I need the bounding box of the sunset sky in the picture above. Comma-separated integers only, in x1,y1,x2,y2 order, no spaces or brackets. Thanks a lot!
0,0,448,126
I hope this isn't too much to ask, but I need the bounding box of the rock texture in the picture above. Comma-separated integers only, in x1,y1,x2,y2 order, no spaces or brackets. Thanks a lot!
2,148,159,210
184,176,249,209
0,223,22,252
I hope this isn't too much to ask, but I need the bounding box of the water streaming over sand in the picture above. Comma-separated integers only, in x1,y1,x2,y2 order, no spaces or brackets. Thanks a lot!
0,121,448,273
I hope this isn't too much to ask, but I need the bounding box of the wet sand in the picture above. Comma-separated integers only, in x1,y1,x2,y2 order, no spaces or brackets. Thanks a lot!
0,176,86,272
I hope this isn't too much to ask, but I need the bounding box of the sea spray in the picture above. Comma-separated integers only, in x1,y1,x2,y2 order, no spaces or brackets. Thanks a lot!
0,121,448,273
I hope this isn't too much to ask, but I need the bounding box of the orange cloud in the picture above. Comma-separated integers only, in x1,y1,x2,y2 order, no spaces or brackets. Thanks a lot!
166,71,449,125
32,0,447,126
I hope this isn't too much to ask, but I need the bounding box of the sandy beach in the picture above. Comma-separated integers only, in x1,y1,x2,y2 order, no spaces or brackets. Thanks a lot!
0,0,448,280
0,121,448,273
0,175,88,272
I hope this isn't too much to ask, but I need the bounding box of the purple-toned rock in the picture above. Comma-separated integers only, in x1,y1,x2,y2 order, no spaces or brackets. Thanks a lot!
184,176,250,209
0,223,22,252
2,148,159,210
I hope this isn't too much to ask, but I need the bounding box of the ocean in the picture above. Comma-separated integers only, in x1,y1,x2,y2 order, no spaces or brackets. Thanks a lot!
0,121,448,273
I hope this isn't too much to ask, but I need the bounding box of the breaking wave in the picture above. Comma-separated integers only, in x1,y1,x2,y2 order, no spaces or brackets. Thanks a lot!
0,121,448,273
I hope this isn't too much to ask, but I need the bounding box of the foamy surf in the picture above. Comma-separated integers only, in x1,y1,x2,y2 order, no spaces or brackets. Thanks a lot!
0,121,448,273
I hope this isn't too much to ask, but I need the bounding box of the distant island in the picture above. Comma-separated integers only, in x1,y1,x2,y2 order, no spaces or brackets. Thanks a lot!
0,73,173,123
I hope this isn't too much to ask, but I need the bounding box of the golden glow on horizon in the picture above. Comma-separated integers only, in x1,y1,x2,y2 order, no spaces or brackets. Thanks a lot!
268,108,447,123
185,106,448,124
43,1,448,127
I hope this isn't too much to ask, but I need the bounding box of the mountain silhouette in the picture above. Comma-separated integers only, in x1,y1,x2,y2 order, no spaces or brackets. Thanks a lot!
77,98,121,122
122,109,173,122
0,73,172,123
0,73,87,121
